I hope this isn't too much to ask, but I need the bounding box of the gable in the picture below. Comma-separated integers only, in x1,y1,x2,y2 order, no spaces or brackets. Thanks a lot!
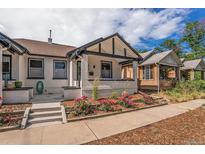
86,34,139,58
196,61,205,71
160,53,180,66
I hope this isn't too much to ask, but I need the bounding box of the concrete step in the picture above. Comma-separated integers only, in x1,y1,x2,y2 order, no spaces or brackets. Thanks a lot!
29,110,62,118
28,115,62,124
31,103,61,112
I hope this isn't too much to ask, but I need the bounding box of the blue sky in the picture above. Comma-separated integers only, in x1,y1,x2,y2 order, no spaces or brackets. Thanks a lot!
139,8,205,50
0,8,204,50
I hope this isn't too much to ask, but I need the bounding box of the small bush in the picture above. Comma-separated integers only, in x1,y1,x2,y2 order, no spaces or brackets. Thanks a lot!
72,96,95,116
92,78,99,101
109,91,119,99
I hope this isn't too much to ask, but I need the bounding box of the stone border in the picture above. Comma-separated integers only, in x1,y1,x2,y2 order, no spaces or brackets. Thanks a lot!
67,103,168,122
61,105,67,124
0,125,20,132
21,107,31,129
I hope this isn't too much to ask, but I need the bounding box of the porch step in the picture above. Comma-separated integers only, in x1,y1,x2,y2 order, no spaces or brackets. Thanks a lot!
24,102,66,128
28,115,62,124
31,102,61,112
29,110,62,118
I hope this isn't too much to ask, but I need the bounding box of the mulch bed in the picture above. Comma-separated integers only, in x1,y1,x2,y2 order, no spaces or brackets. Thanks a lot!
0,103,31,113
86,107,205,145
0,104,31,127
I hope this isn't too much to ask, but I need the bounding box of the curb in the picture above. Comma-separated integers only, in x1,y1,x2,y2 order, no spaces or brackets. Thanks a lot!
0,125,20,132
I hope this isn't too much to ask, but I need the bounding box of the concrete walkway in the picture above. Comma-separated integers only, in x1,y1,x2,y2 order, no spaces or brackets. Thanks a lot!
0,99,204,144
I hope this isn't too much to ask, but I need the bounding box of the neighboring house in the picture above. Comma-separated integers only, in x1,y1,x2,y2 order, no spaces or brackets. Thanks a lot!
0,32,142,103
181,59,205,80
137,50,183,91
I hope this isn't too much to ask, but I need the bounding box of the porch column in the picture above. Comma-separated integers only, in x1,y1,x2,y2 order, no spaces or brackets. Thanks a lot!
0,46,2,99
18,55,24,86
69,60,74,86
132,60,138,92
81,54,88,95
189,70,195,80
157,64,160,93
176,67,181,81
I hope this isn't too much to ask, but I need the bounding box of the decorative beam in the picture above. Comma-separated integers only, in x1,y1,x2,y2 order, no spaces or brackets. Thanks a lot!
112,38,115,55
99,43,101,53
124,48,127,57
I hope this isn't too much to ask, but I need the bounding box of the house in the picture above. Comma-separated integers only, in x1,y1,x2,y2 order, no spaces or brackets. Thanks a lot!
66,33,142,98
0,31,76,103
137,50,183,91
0,32,142,103
181,58,205,80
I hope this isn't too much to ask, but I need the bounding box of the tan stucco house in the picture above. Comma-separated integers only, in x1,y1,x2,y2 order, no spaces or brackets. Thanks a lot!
0,32,142,103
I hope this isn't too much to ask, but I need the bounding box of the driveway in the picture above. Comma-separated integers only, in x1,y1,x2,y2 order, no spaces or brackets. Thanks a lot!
0,99,204,144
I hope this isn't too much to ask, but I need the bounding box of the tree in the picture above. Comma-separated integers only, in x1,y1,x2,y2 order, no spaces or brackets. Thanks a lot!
157,39,182,57
181,21,205,52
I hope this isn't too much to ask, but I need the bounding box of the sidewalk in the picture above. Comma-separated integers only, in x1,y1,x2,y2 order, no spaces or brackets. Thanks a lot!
0,99,204,144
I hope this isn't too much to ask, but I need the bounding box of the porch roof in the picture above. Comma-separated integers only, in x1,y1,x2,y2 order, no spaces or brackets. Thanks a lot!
0,32,28,54
181,59,205,71
140,50,182,67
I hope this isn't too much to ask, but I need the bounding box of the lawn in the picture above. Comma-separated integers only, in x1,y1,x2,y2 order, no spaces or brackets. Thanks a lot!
86,106,205,145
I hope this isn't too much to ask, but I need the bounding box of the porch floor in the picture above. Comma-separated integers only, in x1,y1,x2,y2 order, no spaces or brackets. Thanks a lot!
30,93,64,103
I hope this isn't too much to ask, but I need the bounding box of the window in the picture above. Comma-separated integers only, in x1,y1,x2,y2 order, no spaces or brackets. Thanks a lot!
142,65,153,80
53,60,67,79
101,61,112,78
2,55,11,80
28,58,44,78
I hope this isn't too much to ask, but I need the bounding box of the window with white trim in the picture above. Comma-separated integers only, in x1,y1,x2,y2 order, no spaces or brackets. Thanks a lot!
28,58,44,78
53,60,67,79
142,65,153,80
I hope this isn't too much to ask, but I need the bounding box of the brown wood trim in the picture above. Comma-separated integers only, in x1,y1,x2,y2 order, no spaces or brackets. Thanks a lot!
85,50,139,60
112,38,115,55
99,43,101,53
28,53,67,58
124,48,127,57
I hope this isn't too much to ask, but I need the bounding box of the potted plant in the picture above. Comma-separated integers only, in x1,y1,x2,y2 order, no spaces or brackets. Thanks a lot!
15,81,23,88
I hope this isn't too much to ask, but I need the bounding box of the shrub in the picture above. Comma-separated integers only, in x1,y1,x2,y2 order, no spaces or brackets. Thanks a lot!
98,99,115,112
165,80,205,102
117,95,134,108
72,96,95,116
92,78,99,101
109,91,119,99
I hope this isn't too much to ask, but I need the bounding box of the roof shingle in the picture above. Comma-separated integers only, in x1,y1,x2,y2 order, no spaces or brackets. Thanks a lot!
14,39,76,57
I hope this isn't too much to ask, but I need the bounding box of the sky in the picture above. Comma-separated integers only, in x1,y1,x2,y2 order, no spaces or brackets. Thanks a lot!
0,8,204,50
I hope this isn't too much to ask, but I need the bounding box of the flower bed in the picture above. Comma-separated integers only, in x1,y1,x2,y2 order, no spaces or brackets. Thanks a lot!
63,92,167,121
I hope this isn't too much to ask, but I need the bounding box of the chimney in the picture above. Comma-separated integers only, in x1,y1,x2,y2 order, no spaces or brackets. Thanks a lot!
48,30,52,44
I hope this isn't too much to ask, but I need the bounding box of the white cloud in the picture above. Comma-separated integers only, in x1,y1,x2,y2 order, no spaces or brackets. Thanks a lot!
0,8,190,47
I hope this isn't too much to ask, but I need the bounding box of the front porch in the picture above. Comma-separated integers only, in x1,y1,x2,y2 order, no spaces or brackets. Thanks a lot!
139,64,180,91
68,53,138,99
